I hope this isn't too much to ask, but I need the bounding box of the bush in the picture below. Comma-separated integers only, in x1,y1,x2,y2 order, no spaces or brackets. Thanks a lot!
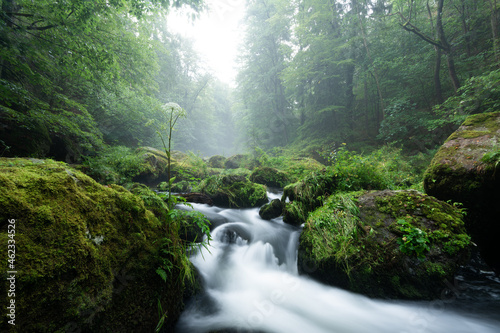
325,144,420,191
82,146,146,185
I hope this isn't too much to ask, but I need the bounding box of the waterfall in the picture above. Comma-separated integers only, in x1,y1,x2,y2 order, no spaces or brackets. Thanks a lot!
175,200,500,333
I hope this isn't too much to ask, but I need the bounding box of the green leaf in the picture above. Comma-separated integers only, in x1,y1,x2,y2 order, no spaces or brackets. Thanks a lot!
156,268,168,282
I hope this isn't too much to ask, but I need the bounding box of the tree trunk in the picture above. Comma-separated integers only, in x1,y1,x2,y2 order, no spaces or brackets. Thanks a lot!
356,0,384,119
0,0,15,80
434,47,444,104
436,0,460,92
489,0,499,65
427,0,444,103
345,62,355,129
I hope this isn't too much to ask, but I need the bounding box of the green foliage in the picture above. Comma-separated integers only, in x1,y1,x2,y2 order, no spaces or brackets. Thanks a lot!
396,219,430,260
147,102,187,205
430,70,500,131
481,147,500,171
305,193,362,275
325,144,421,191
254,146,325,182
82,146,146,185
195,173,268,208
377,98,436,151
235,0,294,149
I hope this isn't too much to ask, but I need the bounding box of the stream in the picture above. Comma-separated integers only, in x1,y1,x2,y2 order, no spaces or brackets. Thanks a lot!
175,192,500,333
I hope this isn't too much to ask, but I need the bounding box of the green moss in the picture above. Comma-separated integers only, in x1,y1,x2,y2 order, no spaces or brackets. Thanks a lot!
195,174,267,208
250,167,289,187
281,168,337,225
299,190,471,299
448,130,490,140
461,111,500,129
0,158,187,332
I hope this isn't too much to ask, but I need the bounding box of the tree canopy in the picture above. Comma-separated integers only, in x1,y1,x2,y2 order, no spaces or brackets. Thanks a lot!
236,0,499,153
1,0,499,161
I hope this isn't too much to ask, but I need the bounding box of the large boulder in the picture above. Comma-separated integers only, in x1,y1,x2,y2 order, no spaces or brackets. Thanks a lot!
133,147,203,188
195,174,268,208
298,190,471,300
423,112,500,272
250,166,289,188
0,158,189,332
207,155,227,169
224,154,258,170
259,199,284,220
133,146,170,185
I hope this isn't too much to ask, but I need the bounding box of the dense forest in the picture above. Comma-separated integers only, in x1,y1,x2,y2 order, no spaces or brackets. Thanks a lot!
1,1,500,331
1,0,498,161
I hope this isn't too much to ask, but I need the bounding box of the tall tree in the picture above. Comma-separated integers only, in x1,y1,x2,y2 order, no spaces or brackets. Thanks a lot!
395,0,461,92
0,0,204,160
237,0,293,148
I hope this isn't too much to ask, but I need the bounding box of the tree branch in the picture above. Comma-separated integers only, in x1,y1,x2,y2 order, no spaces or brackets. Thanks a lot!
395,12,444,50
25,24,59,31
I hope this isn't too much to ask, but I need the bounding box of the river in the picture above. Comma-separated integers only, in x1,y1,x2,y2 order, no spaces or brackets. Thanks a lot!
175,192,500,333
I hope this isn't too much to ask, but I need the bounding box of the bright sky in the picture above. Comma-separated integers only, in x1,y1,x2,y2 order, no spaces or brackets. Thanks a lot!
166,0,247,85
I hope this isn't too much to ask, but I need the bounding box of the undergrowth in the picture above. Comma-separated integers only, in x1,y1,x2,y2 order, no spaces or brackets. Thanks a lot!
322,144,425,191
305,192,362,276
82,145,145,185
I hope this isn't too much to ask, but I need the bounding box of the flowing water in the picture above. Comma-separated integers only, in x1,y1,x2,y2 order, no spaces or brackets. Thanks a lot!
175,193,500,333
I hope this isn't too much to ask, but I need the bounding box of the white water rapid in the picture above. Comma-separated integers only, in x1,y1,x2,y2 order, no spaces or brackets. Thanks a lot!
175,197,500,333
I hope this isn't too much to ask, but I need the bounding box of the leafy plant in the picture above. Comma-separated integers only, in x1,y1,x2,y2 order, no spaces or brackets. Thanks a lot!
147,102,187,207
322,144,420,191
481,148,500,177
82,146,146,184
396,218,430,260
307,193,362,275
430,69,500,131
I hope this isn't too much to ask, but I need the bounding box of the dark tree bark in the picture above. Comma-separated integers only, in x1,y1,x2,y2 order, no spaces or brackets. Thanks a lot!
426,0,444,104
488,0,499,64
398,0,461,93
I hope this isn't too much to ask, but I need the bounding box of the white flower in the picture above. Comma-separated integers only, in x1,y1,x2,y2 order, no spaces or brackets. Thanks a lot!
162,102,186,117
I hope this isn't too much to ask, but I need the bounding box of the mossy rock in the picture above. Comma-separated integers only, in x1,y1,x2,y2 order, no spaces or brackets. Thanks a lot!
224,154,258,170
298,190,471,300
423,111,500,272
195,174,268,208
133,147,202,187
207,155,227,168
259,199,284,220
281,168,338,226
250,167,289,188
0,158,186,332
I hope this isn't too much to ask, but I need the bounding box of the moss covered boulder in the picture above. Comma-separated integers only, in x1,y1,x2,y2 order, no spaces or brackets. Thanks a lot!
423,112,500,272
207,155,227,169
298,190,471,300
259,199,284,220
281,168,337,226
224,154,258,170
250,167,289,188
0,158,189,332
133,147,204,188
195,174,268,208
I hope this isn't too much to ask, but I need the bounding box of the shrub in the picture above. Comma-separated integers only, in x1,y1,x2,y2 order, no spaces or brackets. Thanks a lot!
324,144,420,191
82,146,146,185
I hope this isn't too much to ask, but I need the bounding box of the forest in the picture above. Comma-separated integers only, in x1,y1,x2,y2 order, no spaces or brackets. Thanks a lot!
1,0,500,332
1,0,498,161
